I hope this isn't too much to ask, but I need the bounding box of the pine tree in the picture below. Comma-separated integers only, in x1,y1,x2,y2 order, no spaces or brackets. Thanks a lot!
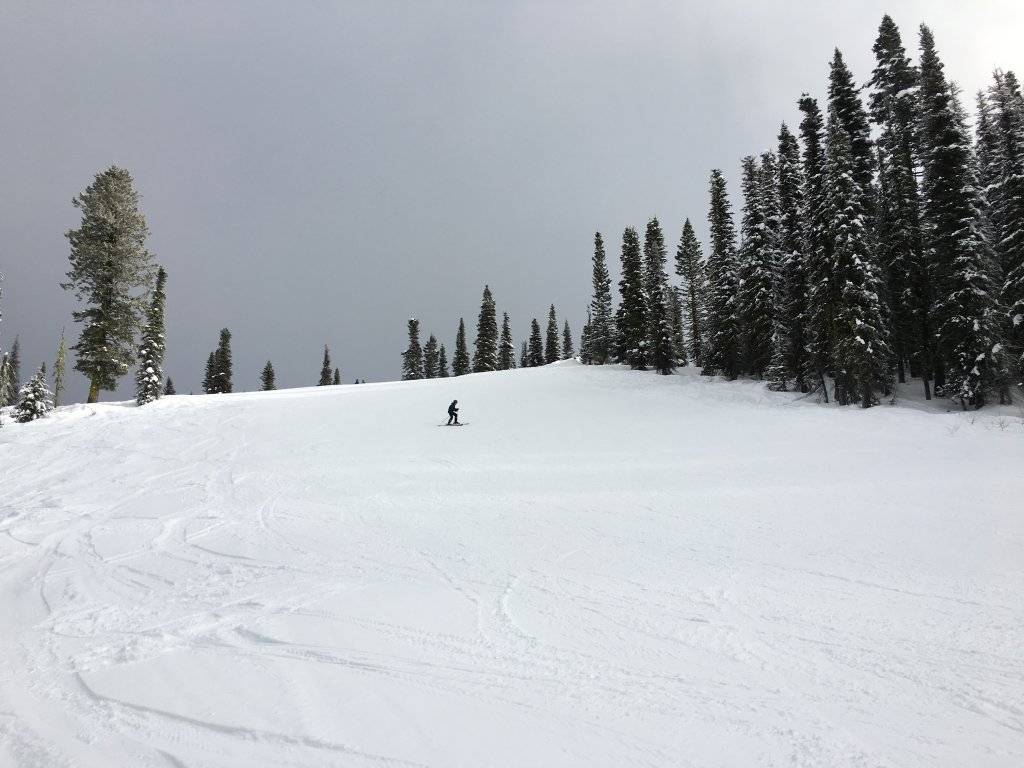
771,124,810,391
544,304,561,363
643,218,676,375
528,318,544,366
14,365,54,423
870,15,928,390
452,318,470,376
615,227,648,369
588,232,614,364
203,351,217,394
736,156,779,379
799,95,835,397
214,328,233,393
318,346,333,386
561,319,574,359
498,313,516,369
5,337,21,407
53,329,68,407
675,219,705,367
62,166,156,403
579,311,593,364
825,110,893,407
919,26,1006,407
473,285,499,372
438,344,450,377
261,361,276,390
703,171,741,379
519,340,529,368
402,319,424,380
164,377,176,395
423,334,440,378
666,286,687,366
135,266,168,406
829,49,875,211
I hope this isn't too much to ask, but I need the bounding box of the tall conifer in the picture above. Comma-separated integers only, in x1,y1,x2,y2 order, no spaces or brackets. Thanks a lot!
473,285,499,372
401,319,424,380
615,227,648,369
135,267,168,405
588,232,614,363
318,346,333,386
675,219,706,367
423,334,440,378
498,313,516,369
452,318,470,376
545,305,561,363
261,361,276,391
528,319,544,367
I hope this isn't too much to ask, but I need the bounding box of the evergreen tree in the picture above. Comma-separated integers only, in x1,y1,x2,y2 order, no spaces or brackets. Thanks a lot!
869,15,929,390
643,218,676,375
214,328,233,393
334,368,341,385
14,365,53,423
203,351,217,394
825,111,893,407
62,166,156,403
452,318,471,375
0,355,9,417
828,49,875,210
528,318,545,366
423,334,440,378
799,95,835,397
703,171,741,379
164,377,176,395
53,329,68,407
5,337,20,407
771,124,810,391
261,361,276,390
401,319,424,380
319,346,333,386
135,266,168,406
668,286,688,366
736,156,779,379
615,227,648,368
498,313,516,369
919,26,1006,407
519,340,529,368
438,344,450,377
473,285,499,372
545,304,561,363
588,232,614,364
562,319,574,359
579,312,593,364
675,219,705,367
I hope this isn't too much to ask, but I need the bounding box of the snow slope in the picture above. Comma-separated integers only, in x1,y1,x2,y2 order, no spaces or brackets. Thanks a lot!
1,363,1022,768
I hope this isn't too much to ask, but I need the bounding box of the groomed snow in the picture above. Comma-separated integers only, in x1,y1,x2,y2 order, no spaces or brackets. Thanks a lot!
1,363,1022,767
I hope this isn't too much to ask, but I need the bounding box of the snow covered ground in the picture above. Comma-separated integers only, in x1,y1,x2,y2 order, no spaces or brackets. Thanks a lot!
1,362,1022,768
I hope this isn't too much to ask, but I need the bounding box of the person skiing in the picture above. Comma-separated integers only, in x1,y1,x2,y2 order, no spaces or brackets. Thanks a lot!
447,399,459,425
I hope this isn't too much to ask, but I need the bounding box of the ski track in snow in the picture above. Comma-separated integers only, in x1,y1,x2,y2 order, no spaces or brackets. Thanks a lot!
0,363,1022,767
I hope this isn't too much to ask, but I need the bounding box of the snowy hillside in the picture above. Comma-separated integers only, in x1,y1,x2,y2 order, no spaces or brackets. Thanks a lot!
1,363,1022,768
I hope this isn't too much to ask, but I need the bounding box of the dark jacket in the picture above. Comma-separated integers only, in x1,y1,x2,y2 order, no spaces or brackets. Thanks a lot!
448,401,458,415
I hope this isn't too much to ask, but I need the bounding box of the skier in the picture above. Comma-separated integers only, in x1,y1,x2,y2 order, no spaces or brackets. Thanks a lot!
447,399,459,425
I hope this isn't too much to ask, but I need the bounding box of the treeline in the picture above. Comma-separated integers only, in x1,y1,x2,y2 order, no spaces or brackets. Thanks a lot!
401,286,575,380
580,17,1023,410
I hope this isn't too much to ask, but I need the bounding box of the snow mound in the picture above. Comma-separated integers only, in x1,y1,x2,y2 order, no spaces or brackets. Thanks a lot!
1,363,1022,767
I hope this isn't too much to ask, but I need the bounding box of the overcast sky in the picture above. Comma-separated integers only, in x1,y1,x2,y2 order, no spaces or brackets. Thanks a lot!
1,1,1021,400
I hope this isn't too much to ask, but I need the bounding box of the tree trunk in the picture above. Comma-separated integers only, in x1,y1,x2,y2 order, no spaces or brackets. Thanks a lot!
87,379,100,404
922,376,931,401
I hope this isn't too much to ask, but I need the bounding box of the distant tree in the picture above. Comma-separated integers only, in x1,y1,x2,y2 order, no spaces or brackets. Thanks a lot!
668,286,688,366
260,360,276,391
401,319,424,380
53,329,68,407
588,232,614,363
519,340,529,368
333,367,341,385
62,166,156,403
675,219,705,367
736,155,777,379
498,312,516,369
528,318,544,366
438,343,450,377
318,346,333,386
615,227,647,368
643,217,676,375
579,311,593,364
5,336,20,406
545,305,561,363
473,285,499,372
14,365,54,423
135,267,168,406
562,319,574,359
452,318,471,376
203,351,217,394
423,334,440,378
214,328,233,393
703,170,741,378
0,355,10,413
164,377,176,395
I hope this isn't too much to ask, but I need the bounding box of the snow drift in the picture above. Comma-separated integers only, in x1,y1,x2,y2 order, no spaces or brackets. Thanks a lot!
1,363,1022,767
